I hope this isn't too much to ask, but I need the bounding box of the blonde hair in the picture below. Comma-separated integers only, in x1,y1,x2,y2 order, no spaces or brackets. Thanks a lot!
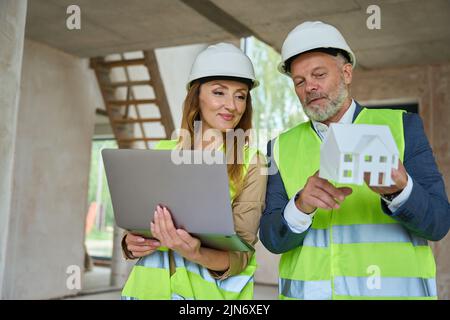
177,81,253,199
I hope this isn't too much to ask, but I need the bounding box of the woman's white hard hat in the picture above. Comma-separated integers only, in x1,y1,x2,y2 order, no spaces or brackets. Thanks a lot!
278,21,356,75
187,42,259,89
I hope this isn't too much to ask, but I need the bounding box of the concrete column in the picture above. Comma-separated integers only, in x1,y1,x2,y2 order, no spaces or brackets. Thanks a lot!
0,0,27,299
110,226,134,288
2,39,99,299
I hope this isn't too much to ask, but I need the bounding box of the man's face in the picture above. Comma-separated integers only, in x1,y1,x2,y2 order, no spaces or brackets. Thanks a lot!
290,52,352,122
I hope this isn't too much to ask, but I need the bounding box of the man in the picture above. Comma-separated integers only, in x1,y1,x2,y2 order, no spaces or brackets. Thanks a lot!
259,21,450,300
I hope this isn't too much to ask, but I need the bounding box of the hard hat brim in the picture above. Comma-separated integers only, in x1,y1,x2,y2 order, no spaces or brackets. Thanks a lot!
187,77,259,90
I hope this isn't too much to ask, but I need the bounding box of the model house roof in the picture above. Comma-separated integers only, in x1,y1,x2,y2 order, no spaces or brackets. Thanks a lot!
323,123,399,156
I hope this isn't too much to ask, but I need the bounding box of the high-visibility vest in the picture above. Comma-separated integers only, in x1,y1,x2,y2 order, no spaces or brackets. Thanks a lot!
273,108,437,300
122,140,259,300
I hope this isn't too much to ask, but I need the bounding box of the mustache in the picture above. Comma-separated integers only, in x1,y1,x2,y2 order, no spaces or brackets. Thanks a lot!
305,92,329,104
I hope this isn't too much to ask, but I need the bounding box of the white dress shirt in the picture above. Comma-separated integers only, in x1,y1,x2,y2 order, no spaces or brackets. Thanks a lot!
284,100,413,233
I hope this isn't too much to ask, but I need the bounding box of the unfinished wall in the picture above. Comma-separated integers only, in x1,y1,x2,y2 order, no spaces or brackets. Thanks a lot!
352,62,450,299
0,0,27,299
156,43,207,131
2,39,99,299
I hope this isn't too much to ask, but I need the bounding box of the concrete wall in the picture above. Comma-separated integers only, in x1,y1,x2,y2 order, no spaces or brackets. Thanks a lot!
156,43,207,131
2,39,99,299
352,62,450,299
0,0,27,299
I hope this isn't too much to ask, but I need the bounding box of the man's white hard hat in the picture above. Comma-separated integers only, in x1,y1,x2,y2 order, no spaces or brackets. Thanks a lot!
278,21,356,75
187,42,259,89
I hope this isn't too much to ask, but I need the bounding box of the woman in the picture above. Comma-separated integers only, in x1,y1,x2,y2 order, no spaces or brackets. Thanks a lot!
121,43,267,300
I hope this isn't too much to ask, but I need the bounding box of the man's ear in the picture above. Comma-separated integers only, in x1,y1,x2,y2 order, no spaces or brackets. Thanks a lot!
342,63,353,85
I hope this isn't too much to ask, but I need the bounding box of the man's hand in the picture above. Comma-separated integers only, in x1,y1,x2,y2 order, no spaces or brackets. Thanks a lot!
151,205,202,262
296,171,353,213
364,159,408,196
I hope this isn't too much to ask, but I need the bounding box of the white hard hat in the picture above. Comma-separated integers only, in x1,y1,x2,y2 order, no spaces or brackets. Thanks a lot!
278,21,356,75
187,42,259,90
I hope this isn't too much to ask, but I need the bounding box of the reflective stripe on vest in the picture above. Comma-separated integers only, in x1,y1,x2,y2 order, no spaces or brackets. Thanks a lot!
304,224,428,247
280,276,437,300
333,276,437,298
121,249,171,300
274,108,437,300
172,252,255,293
121,139,259,300
280,278,332,300
170,251,256,300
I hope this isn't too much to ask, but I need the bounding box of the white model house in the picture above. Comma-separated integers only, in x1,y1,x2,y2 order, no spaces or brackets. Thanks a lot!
319,123,399,186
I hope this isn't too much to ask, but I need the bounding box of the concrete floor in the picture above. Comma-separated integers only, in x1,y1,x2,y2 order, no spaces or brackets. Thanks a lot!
65,266,278,300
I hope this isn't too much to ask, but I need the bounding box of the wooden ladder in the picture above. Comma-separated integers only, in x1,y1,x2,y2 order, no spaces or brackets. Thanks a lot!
90,51,175,149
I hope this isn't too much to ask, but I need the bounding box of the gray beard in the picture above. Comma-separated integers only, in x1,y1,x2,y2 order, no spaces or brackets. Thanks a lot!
303,82,348,122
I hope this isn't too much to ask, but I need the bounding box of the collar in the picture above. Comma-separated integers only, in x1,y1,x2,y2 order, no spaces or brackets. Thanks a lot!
312,99,357,140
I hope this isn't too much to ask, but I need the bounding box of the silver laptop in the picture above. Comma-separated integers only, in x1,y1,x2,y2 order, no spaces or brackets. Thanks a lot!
102,148,254,252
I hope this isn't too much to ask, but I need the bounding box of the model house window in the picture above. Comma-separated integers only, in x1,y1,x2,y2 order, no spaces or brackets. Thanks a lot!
380,156,387,163
343,170,353,178
392,155,396,164
364,155,372,162
344,154,353,162
378,172,384,184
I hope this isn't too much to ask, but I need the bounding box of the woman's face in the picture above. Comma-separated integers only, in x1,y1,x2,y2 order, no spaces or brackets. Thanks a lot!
198,80,249,133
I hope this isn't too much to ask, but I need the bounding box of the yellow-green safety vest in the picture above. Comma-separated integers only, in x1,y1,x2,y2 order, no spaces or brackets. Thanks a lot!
273,108,437,300
121,140,259,300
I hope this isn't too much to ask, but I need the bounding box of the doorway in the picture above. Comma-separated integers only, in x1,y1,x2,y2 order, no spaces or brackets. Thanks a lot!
83,139,118,292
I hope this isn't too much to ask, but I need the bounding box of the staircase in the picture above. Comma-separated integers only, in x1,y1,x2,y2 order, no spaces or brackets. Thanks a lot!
90,50,175,149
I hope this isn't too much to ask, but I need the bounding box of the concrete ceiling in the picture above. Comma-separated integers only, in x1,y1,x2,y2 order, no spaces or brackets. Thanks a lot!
26,0,450,70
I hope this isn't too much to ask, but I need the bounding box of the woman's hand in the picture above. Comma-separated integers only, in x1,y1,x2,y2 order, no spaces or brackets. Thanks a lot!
125,232,161,258
151,205,202,262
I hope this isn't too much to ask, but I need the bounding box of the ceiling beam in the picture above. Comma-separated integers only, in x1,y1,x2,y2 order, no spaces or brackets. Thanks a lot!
180,0,277,50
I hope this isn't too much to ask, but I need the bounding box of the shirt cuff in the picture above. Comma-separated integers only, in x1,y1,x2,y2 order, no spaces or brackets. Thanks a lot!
208,251,248,280
121,232,137,260
383,173,414,212
283,193,315,234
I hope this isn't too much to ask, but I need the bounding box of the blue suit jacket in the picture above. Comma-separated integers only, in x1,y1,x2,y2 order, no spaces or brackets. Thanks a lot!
259,102,450,254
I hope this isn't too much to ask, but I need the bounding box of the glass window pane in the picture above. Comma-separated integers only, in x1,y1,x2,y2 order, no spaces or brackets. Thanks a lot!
85,139,118,259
